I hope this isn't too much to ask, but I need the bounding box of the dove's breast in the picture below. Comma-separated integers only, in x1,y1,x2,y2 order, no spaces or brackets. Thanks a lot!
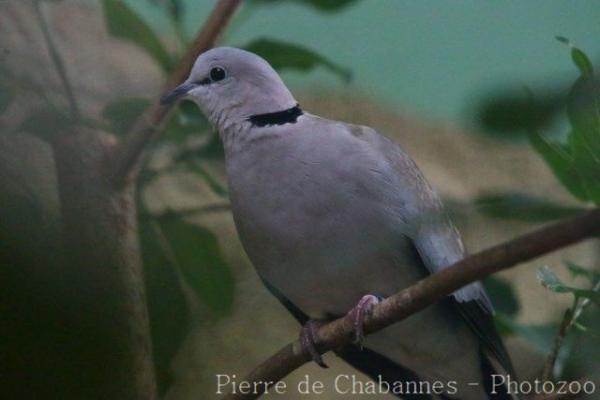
225,118,423,317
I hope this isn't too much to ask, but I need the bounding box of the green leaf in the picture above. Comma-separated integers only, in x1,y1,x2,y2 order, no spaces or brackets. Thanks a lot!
483,277,519,317
175,132,226,163
572,48,594,78
163,101,210,142
139,219,189,394
252,0,360,12
475,192,584,222
475,89,564,137
497,312,576,378
573,289,600,305
157,215,234,316
537,266,600,304
528,129,589,201
0,84,15,114
495,314,556,354
102,97,151,135
566,79,600,146
537,266,570,293
149,0,184,22
536,40,600,204
566,79,600,205
185,160,229,198
556,37,594,78
102,0,172,72
18,108,76,140
569,128,600,204
244,38,352,82
565,262,600,283
563,44,600,203
195,133,226,160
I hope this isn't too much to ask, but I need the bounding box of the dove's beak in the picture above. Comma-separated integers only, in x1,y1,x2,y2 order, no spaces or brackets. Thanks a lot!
160,82,197,106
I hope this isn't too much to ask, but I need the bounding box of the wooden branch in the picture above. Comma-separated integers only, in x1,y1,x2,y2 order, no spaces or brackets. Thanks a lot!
110,0,242,186
224,208,600,400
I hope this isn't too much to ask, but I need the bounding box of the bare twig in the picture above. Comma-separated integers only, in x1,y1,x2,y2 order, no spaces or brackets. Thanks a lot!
224,208,600,400
542,277,600,381
110,0,242,186
33,0,81,119
542,308,573,382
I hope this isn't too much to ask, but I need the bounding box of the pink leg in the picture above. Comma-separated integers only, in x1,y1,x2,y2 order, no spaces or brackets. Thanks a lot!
350,294,381,349
299,320,328,368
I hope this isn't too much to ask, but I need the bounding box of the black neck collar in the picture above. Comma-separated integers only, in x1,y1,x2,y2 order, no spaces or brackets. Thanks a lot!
247,104,303,127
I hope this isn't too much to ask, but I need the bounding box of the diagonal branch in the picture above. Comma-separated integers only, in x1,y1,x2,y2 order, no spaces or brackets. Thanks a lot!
224,208,600,400
110,0,242,186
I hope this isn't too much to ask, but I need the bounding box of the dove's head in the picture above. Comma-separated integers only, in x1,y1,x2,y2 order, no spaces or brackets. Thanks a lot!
161,47,296,131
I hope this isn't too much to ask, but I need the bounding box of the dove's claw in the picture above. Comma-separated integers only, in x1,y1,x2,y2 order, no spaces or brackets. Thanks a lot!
350,294,382,349
300,320,328,368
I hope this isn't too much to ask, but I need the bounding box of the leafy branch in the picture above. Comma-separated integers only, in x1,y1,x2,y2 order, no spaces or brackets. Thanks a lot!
110,0,243,186
538,264,600,381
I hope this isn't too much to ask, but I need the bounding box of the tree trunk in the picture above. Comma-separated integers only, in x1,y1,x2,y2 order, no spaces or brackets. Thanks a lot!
52,127,156,400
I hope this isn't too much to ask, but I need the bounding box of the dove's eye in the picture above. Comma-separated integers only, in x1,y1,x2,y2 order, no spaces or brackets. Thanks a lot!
209,66,227,82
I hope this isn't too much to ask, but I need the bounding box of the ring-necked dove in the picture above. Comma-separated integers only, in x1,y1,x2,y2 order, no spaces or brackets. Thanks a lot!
161,47,516,399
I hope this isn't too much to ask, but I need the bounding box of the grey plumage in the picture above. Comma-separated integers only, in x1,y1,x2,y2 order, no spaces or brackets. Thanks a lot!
163,47,516,399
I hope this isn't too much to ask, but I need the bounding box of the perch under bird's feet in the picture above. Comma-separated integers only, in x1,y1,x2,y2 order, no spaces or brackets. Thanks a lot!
350,294,382,349
299,320,328,368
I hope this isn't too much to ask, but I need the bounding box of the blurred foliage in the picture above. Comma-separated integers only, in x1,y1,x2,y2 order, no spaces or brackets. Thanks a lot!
244,38,352,82
252,0,360,12
475,192,585,223
566,262,600,281
184,159,229,197
496,261,600,380
101,0,173,71
102,97,151,135
163,102,211,142
478,40,600,380
476,38,599,143
476,88,565,138
537,265,600,305
483,276,519,317
495,315,557,354
529,39,600,206
477,40,600,222
139,218,189,393
155,214,234,316
18,108,76,139
148,0,184,22
537,263,600,378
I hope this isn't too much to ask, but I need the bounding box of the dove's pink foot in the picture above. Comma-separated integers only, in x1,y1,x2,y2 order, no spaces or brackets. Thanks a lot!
299,320,328,368
350,294,382,349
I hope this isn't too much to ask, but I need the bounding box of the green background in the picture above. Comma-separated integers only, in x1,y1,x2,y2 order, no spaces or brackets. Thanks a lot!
127,0,600,127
